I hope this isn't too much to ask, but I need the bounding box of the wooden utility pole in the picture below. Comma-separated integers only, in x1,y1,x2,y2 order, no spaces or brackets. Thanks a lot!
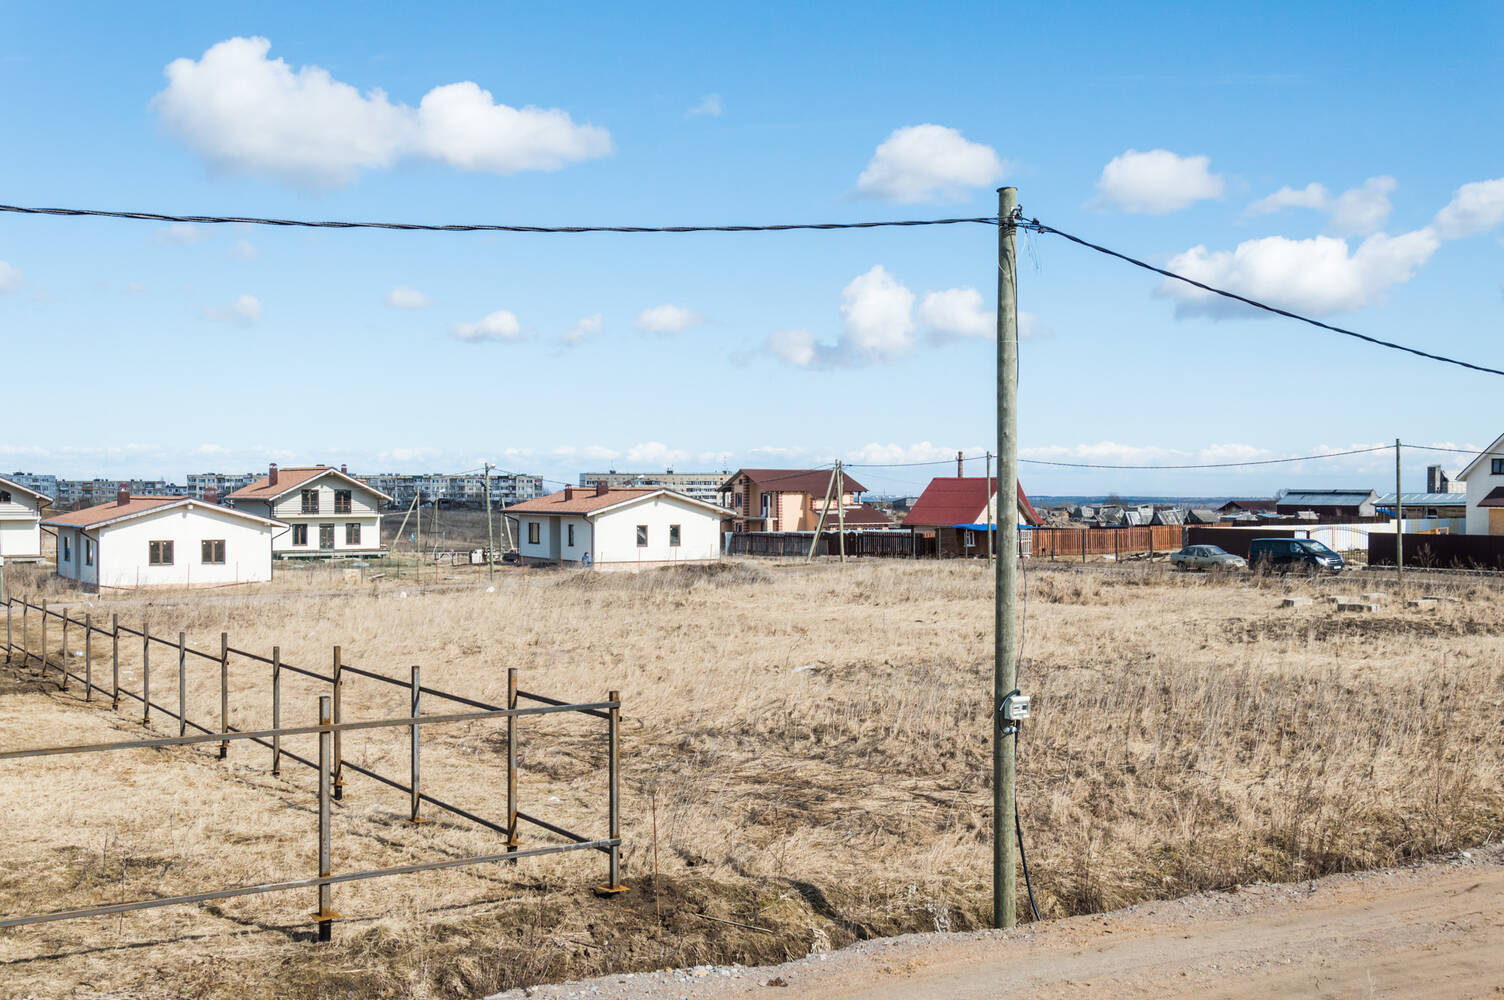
1395,439,1403,583
986,451,994,561
835,460,847,563
805,466,839,562
994,185,1020,930
483,463,496,581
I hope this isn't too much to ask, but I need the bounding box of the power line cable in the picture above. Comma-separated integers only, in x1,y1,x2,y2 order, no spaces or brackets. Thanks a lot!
1016,444,1393,470
0,203,998,235
1017,217,1504,378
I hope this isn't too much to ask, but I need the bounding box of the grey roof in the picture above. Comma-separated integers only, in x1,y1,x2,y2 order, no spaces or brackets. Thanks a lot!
1151,508,1184,525
1277,490,1377,506
1374,492,1469,506
1186,508,1220,523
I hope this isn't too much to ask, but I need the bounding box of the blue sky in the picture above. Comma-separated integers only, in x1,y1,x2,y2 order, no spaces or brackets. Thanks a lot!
1,2,1501,497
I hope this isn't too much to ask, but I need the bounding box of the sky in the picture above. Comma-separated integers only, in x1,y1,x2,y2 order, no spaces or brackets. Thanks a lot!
1,2,1502,498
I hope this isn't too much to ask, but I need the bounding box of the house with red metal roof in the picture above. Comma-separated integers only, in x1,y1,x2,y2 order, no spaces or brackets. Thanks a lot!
901,476,1040,557
226,463,391,557
717,468,868,533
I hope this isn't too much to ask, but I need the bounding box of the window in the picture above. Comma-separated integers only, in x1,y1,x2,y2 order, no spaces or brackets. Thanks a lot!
636,525,648,547
0,490,10,503
334,489,352,514
149,540,174,565
761,493,771,517
567,523,575,547
669,524,681,546
301,489,319,514
527,521,540,545
201,539,226,564
62,536,71,562
345,523,361,545
734,492,742,509
1493,459,1504,475
292,524,309,546
319,524,335,550
85,540,93,566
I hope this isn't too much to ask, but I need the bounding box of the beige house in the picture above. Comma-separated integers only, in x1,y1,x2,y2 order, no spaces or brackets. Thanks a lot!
0,475,52,561
717,469,867,533
226,464,391,557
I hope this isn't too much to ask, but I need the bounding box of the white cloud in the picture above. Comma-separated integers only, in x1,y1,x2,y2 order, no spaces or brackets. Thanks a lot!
918,286,990,338
840,265,916,360
1160,229,1440,318
624,442,689,466
1246,182,1329,215
1018,311,1049,340
202,293,262,324
561,313,602,344
227,239,258,260
385,285,431,309
1433,177,1504,238
855,124,1005,203
154,223,209,245
846,442,978,465
0,261,22,293
122,281,148,295
767,328,817,367
152,37,612,186
635,304,702,334
378,446,443,464
1093,149,1223,214
453,309,522,342
1328,176,1396,236
686,93,722,118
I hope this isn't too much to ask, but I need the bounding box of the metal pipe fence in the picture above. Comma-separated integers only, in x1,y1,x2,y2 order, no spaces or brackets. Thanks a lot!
0,595,626,937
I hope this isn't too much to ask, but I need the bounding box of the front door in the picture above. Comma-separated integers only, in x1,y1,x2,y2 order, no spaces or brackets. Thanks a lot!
319,524,335,550
1491,509,1504,536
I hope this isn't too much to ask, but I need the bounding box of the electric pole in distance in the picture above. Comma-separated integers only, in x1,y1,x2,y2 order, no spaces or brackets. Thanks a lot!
994,186,1020,930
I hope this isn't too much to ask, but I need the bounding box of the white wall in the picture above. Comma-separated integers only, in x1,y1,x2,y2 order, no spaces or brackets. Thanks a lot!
1465,464,1501,534
233,475,384,553
74,506,276,587
592,496,723,565
0,488,44,558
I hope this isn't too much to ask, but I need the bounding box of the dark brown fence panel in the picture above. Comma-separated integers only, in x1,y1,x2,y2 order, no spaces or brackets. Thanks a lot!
727,531,931,558
1183,527,1296,559
1369,532,1504,571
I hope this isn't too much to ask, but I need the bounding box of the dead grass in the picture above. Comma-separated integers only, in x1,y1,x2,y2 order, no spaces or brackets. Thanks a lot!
1,559,1502,998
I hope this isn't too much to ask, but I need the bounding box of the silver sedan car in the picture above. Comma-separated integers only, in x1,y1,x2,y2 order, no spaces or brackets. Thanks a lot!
1170,544,1248,571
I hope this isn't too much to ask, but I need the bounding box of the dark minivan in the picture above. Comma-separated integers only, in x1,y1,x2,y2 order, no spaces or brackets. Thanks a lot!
1248,537,1345,574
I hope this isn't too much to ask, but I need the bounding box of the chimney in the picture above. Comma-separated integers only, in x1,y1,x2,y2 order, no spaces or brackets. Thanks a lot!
269,462,279,487
564,486,578,501
957,450,964,477
340,464,347,475
595,480,609,496
204,487,219,505
117,485,130,507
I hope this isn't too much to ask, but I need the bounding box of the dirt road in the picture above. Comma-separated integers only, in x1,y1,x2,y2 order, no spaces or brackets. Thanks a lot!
495,846,1504,1000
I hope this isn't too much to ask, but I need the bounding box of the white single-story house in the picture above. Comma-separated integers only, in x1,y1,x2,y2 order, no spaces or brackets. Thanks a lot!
507,485,734,570
1460,431,1504,535
42,489,285,588
226,464,390,557
0,475,53,561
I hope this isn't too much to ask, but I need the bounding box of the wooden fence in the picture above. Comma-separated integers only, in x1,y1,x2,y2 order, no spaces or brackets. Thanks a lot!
1370,532,1504,571
1027,525,1183,560
0,597,623,937
728,530,934,558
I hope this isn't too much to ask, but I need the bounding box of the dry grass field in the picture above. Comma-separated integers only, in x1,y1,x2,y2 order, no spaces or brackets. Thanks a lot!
2,558,1502,999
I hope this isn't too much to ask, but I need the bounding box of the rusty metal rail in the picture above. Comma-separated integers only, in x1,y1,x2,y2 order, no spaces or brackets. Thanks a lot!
0,595,627,938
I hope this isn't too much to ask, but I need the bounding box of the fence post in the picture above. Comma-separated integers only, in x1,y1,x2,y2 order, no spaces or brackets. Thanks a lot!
219,633,229,759
597,688,626,895
4,598,10,664
84,613,92,701
316,694,335,943
141,618,150,725
407,666,425,823
177,632,187,738
331,646,344,800
271,646,281,775
59,610,68,690
507,667,519,855
21,600,28,667
111,614,119,710
39,600,47,681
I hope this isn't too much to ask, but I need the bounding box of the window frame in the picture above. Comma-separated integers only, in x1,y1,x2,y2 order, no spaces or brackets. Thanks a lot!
292,523,309,546
300,489,320,514
527,521,540,545
0,490,10,504
85,539,94,567
62,535,71,562
345,522,361,546
201,539,226,565
669,524,681,547
334,489,352,514
1493,459,1504,475
567,523,575,547
148,540,174,566
636,524,649,547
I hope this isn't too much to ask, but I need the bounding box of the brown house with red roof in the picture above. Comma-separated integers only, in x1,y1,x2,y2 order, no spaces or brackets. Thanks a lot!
717,468,871,533
902,476,1040,557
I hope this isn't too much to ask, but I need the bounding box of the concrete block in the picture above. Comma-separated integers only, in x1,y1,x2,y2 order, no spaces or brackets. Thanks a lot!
1362,592,1387,602
1336,600,1380,612
1323,595,1352,604
1280,596,1314,608
1405,598,1438,610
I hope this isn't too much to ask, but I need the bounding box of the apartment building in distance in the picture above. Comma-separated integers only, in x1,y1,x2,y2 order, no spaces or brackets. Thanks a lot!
360,472,545,509
187,472,261,500
578,470,727,506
